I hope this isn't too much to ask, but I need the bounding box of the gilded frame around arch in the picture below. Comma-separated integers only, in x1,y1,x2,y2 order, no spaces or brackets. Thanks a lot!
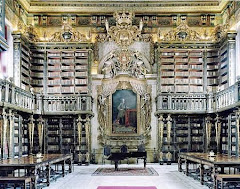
97,76,152,146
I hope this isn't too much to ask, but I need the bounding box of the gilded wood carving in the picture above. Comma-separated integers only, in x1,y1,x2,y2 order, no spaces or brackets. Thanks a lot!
97,76,152,146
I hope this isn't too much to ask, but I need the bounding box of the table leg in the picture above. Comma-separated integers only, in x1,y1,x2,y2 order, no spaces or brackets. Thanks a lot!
114,161,118,171
185,160,189,176
215,179,218,189
220,166,224,174
33,168,37,189
62,160,65,177
144,158,146,168
69,158,73,173
178,157,182,172
46,165,50,186
212,166,217,189
200,164,204,185
221,179,223,189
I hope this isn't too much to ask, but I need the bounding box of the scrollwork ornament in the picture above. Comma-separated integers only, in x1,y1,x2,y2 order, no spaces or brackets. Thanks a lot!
97,94,107,145
97,11,151,48
161,20,201,42
100,49,151,79
97,78,152,146
50,22,88,42
141,93,152,137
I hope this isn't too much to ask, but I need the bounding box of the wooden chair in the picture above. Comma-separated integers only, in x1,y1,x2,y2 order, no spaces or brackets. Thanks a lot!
102,145,111,164
120,145,129,164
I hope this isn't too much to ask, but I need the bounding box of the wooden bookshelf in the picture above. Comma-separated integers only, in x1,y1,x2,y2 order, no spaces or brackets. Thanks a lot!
28,43,91,95
206,50,219,92
159,49,204,93
219,44,228,90
30,46,46,93
160,115,205,162
13,33,31,91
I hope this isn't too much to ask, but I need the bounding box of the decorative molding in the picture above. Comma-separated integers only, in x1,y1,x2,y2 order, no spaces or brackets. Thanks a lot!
210,22,229,42
97,10,151,48
160,20,202,42
99,49,151,79
15,21,40,42
159,20,230,42
21,1,229,14
97,76,152,147
49,23,89,42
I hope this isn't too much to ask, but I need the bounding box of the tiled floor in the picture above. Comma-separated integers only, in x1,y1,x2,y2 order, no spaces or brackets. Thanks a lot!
46,163,208,189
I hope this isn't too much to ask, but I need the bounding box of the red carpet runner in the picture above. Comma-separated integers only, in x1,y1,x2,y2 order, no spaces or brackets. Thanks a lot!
97,187,157,189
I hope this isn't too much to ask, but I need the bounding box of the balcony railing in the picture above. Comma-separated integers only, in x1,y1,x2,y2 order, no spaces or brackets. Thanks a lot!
0,78,239,114
156,93,207,113
215,83,239,110
156,81,240,113
0,79,93,114
43,95,92,113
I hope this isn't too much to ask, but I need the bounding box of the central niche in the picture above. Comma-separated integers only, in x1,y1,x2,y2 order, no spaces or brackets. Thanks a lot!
112,89,137,134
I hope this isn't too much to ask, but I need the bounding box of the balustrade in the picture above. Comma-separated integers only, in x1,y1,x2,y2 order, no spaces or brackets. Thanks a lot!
157,94,207,112
215,82,239,110
156,81,240,112
0,78,238,114
0,79,93,113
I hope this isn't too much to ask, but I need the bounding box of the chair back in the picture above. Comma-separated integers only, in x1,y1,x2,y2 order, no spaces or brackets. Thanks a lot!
120,145,128,153
137,143,145,152
103,145,111,156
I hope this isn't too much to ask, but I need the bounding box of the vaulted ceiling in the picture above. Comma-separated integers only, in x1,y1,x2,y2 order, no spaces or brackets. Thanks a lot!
18,0,229,14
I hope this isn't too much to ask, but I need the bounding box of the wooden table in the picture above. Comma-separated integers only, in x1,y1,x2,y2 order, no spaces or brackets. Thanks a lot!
0,154,73,189
0,177,32,189
178,153,240,188
216,174,240,189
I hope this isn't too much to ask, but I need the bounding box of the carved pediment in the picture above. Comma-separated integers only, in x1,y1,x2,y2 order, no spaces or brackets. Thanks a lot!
160,20,230,42
50,23,88,42
96,10,152,48
161,20,201,42
99,49,151,79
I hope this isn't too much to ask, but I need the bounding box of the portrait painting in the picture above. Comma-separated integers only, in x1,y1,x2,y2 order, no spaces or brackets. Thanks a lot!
112,89,137,134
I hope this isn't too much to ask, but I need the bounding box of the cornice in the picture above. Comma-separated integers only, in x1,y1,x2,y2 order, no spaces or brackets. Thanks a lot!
18,0,30,12
17,0,230,14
